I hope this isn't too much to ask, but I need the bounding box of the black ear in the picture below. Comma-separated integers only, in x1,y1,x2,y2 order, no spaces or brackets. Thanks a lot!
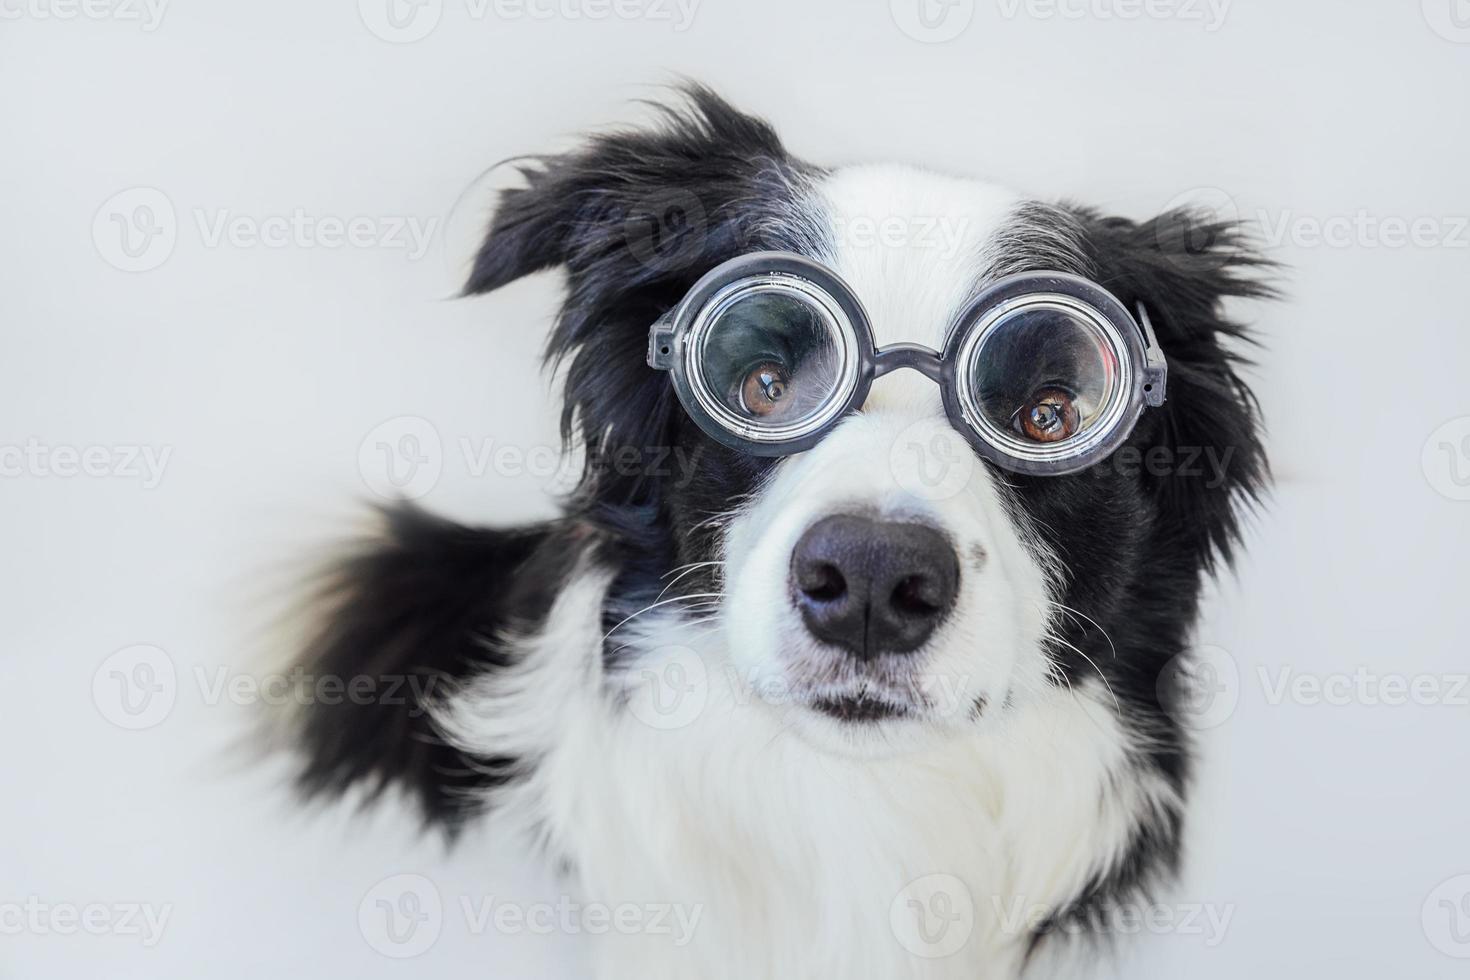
460,85,815,505
1078,208,1277,568
463,85,796,297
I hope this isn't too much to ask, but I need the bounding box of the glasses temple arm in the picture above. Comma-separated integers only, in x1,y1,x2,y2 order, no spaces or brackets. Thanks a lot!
647,312,678,370
1135,302,1168,407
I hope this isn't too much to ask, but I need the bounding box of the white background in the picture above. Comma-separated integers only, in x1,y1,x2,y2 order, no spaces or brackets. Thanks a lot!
3,1,1469,977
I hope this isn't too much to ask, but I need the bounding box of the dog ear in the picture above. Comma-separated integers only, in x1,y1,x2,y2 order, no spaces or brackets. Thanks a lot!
1080,208,1277,568
460,85,811,506
462,84,796,297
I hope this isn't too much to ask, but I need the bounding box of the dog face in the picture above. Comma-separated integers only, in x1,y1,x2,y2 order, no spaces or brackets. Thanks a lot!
463,86,1268,759
713,171,1059,752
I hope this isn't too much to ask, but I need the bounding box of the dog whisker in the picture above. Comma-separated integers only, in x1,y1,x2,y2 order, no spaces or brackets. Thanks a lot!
655,560,727,602
1041,599,1120,661
1045,632,1121,717
601,592,727,643
659,559,726,582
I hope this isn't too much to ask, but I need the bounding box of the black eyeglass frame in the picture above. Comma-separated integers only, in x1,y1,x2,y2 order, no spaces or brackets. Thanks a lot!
646,250,1167,476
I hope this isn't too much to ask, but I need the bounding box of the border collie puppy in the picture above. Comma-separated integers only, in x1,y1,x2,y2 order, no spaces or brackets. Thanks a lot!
284,85,1270,978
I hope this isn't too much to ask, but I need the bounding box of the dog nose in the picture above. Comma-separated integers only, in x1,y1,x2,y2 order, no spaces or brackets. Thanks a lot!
790,515,960,659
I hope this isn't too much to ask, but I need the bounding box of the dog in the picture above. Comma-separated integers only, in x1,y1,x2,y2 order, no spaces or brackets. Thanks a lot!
280,85,1271,978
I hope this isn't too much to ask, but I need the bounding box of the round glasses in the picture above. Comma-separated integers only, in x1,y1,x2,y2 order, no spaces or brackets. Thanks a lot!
647,251,1166,476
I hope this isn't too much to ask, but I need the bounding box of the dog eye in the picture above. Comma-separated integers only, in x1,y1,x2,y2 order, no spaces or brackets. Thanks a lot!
1013,385,1080,442
739,361,794,417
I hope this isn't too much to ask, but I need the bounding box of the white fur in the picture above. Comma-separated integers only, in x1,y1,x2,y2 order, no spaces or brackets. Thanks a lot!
439,573,1173,979
437,166,1175,979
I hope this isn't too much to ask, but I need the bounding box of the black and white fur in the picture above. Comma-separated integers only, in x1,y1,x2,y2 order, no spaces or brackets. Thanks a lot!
281,86,1270,978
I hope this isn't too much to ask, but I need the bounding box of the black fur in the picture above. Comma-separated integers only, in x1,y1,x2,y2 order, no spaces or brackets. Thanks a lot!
987,202,1272,937
287,85,821,826
290,504,582,829
460,84,820,653
463,83,819,503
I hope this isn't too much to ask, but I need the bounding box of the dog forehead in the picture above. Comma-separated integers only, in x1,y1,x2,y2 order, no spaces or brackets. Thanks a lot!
808,164,1020,351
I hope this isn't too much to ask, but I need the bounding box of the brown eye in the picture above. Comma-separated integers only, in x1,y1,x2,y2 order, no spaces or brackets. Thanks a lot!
1015,386,1080,443
739,362,793,418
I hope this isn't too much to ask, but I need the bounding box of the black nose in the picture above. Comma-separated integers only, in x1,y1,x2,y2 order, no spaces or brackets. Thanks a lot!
790,515,960,659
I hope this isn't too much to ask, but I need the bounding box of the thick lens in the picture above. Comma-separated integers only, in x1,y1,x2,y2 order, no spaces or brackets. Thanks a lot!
963,301,1123,454
691,280,852,437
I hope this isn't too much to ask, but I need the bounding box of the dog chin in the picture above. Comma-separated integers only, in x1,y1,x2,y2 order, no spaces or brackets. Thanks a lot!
778,687,988,758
